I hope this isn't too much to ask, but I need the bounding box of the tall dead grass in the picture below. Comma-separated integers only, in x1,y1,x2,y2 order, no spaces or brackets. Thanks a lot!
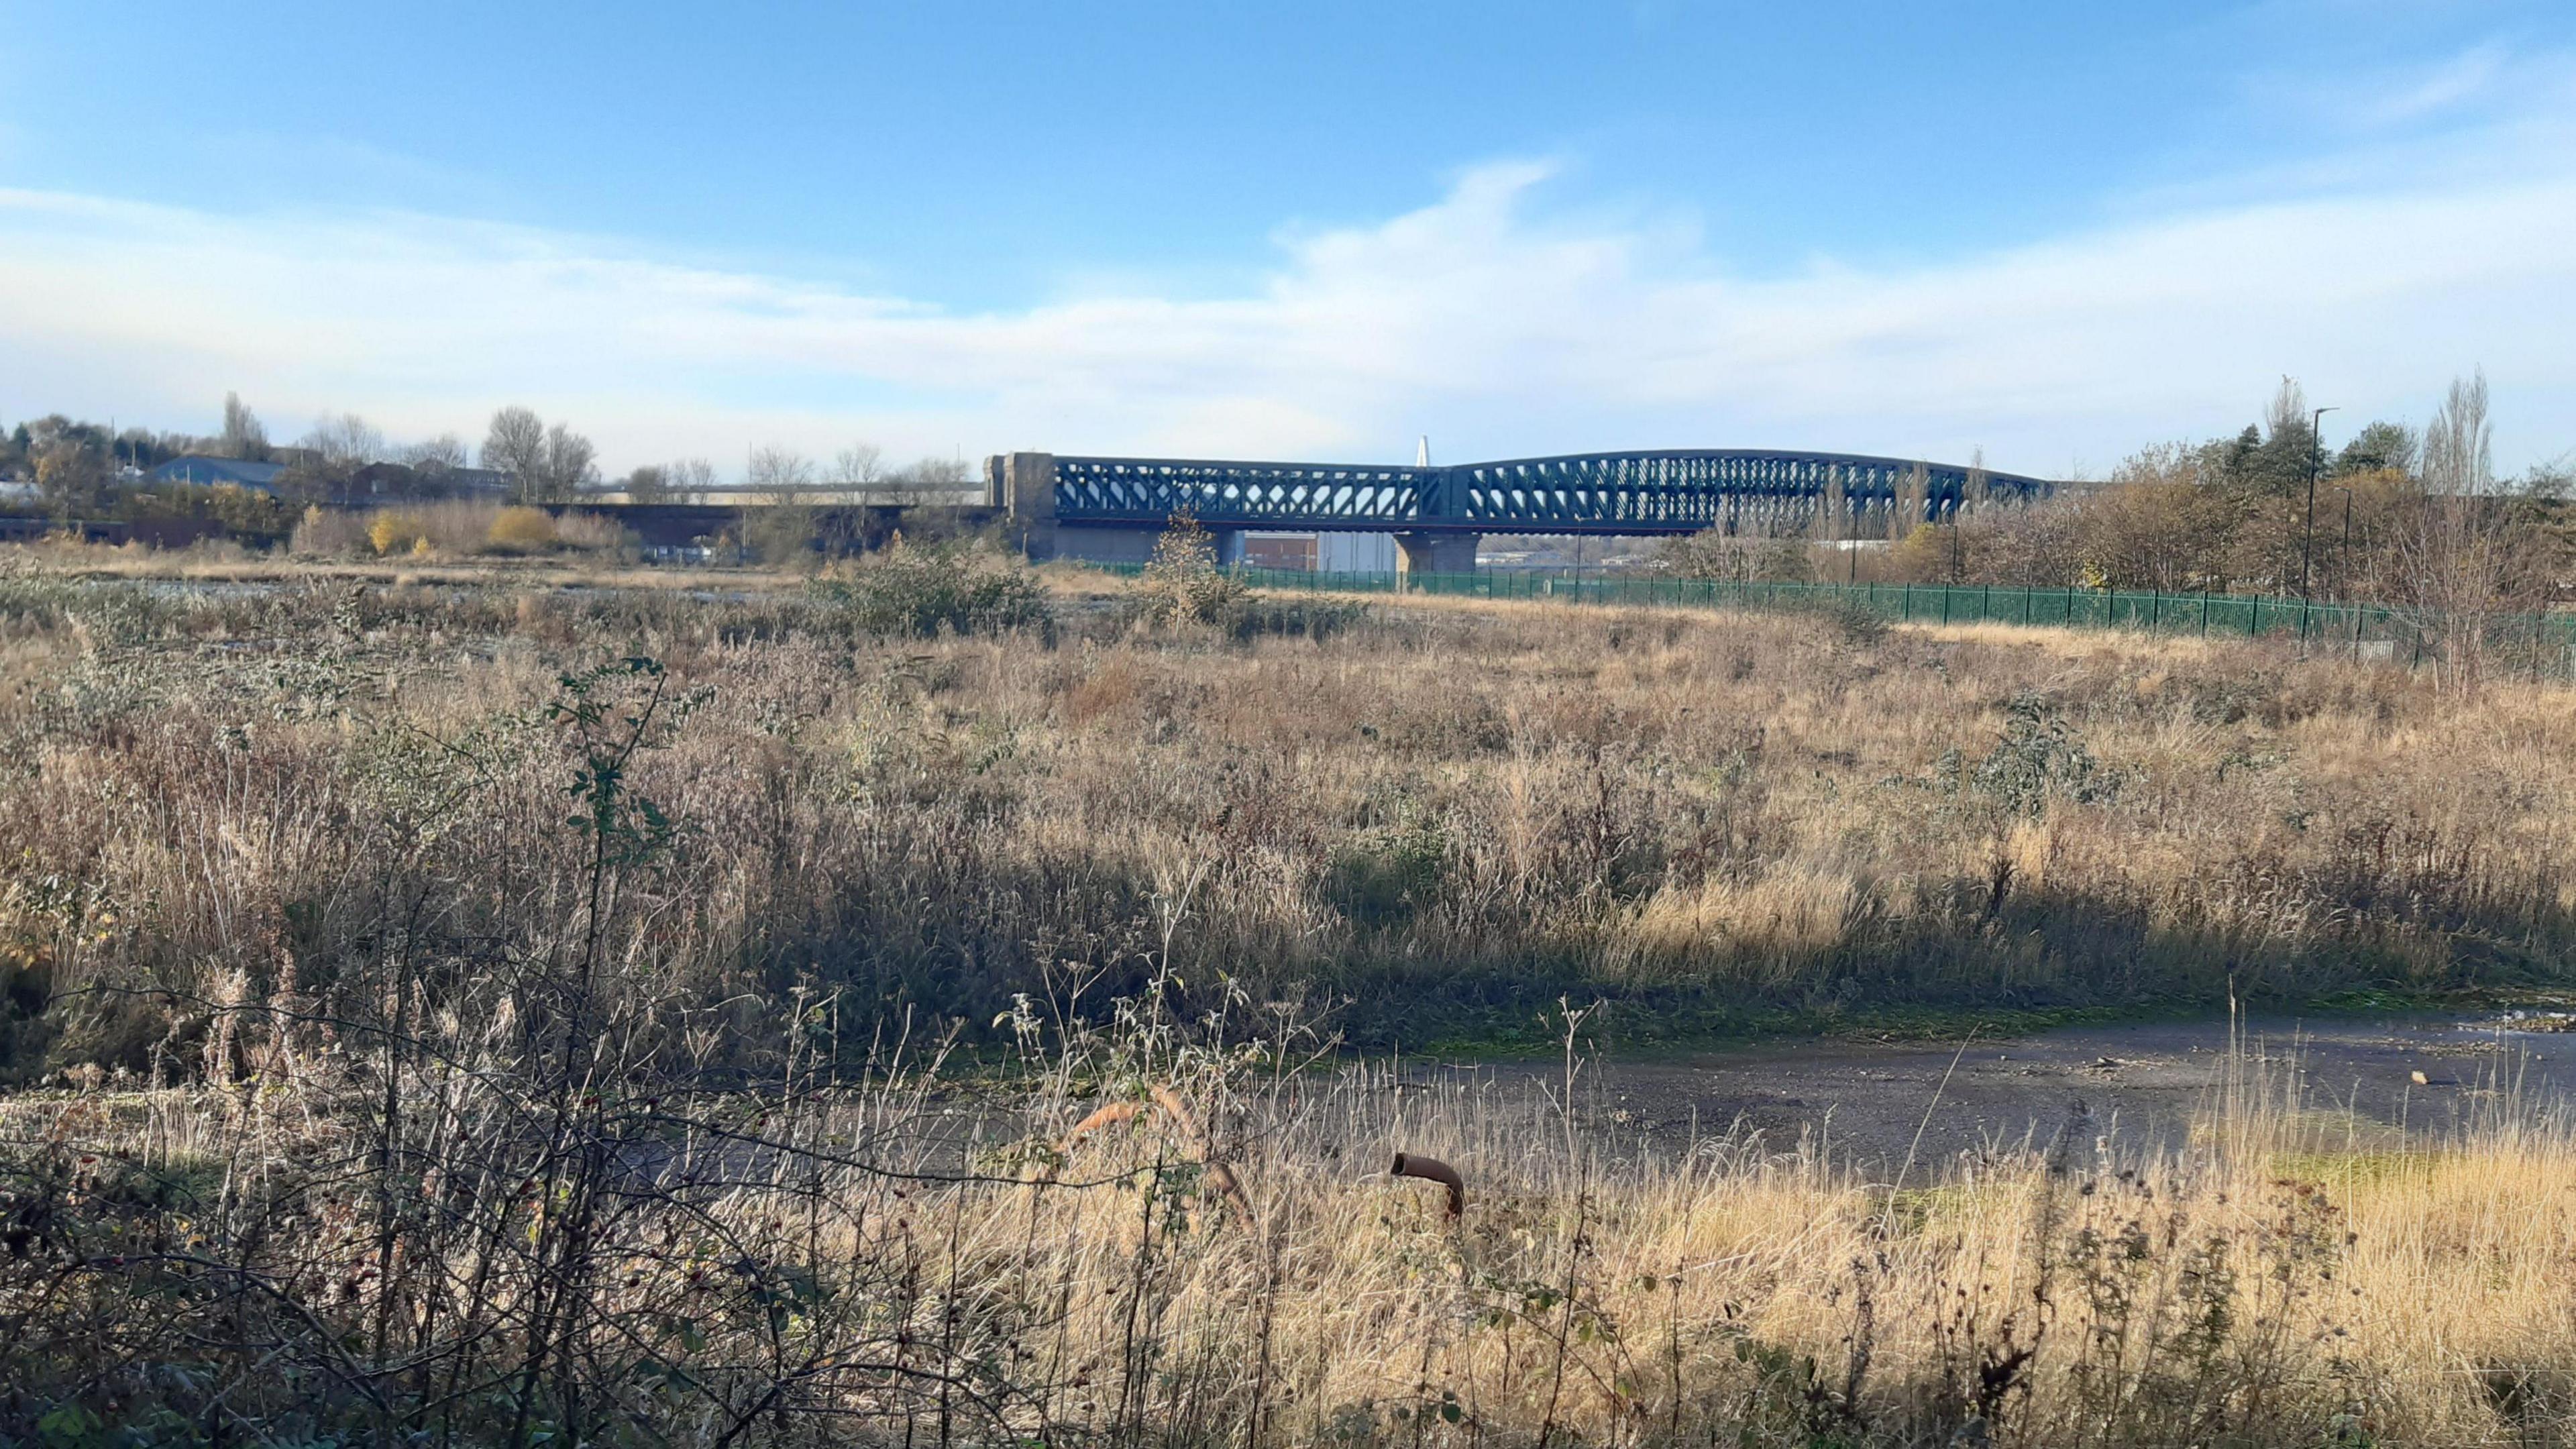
284,500,637,559
1,561,2574,1442
5,988,2573,1446
3,564,2573,1074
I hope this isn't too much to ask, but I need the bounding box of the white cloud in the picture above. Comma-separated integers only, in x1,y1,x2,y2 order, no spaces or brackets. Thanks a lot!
3,103,2574,477
2371,42,2513,125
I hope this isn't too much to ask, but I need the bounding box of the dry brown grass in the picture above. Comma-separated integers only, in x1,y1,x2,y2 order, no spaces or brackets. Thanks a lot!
7,1012,2573,1446
3,553,2575,1442
4,553,2573,1068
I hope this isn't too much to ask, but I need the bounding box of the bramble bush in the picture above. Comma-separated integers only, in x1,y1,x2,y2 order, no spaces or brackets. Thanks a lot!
808,538,1051,636
1134,511,1248,629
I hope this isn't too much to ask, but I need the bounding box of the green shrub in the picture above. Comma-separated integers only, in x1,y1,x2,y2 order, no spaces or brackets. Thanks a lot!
1822,596,1891,645
1134,511,1247,628
809,541,1049,637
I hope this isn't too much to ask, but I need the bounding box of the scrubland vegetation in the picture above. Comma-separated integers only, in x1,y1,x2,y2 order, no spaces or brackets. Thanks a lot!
3,539,2575,1444
288,499,639,561
1664,378,2571,636
9,931,2576,1446
6,545,2572,1068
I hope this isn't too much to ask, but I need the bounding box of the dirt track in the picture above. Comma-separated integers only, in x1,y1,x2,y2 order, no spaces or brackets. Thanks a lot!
1426,1012,2573,1173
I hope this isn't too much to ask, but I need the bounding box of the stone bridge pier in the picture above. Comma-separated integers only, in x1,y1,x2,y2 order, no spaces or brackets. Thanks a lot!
999,451,1058,559
1395,532,1479,578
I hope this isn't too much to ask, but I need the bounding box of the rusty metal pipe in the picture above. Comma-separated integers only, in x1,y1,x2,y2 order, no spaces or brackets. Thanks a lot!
1391,1152,1464,1218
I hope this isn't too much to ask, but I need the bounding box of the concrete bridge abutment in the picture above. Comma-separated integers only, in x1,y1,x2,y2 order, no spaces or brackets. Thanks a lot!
1000,451,1057,560
1394,532,1479,581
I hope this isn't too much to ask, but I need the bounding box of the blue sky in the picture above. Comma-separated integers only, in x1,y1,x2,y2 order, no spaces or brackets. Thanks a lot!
4,1,2573,476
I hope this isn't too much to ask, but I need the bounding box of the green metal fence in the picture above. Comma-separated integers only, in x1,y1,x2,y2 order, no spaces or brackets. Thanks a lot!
1086,561,2576,678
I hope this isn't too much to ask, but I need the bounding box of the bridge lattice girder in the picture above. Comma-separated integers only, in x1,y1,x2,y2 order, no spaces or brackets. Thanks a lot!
1053,449,2052,535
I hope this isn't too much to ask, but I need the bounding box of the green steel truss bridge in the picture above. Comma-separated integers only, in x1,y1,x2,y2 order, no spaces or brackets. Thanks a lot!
1045,448,2056,537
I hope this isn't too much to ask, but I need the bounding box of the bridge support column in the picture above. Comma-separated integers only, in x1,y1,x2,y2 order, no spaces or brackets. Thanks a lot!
1050,528,1163,565
1395,532,1479,584
1000,452,1057,560
1212,529,1246,567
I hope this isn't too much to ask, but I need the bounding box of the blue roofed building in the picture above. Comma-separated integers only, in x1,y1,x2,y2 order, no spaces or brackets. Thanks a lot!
150,455,288,491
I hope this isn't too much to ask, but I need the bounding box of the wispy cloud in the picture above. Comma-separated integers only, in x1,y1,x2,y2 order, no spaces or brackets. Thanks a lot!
3,82,2573,476
2370,42,2514,124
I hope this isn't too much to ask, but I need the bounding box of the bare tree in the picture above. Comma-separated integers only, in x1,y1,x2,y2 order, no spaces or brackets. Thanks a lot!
667,458,718,504
745,446,816,505
34,442,107,519
301,413,385,471
739,448,821,564
1956,493,2090,588
2262,374,2310,454
834,443,886,487
480,407,596,503
482,407,549,500
623,465,672,504
1658,529,1812,584
904,455,973,486
539,423,599,503
402,433,469,475
219,392,272,462
2387,370,2534,694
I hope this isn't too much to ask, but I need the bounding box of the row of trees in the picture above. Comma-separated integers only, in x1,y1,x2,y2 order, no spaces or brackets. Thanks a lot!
1666,374,2567,600
722,443,973,502
1,394,476,516
1925,377,2563,607
1658,373,2570,692
4,393,974,517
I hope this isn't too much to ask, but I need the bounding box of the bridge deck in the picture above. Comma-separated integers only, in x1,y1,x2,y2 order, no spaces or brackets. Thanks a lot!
1051,448,2053,534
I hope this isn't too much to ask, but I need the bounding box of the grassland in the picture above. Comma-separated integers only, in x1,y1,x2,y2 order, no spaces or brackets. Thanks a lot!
5,549,2575,1063
3,547,2575,1445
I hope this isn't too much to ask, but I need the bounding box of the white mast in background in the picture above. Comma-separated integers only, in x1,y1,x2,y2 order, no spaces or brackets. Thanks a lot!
1415,435,1431,468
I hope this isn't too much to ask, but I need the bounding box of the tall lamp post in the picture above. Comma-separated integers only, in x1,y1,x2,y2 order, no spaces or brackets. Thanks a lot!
2301,405,2338,600
2331,484,2354,600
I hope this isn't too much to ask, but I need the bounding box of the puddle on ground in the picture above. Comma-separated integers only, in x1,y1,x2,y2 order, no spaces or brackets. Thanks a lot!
1422,1012,2570,1171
